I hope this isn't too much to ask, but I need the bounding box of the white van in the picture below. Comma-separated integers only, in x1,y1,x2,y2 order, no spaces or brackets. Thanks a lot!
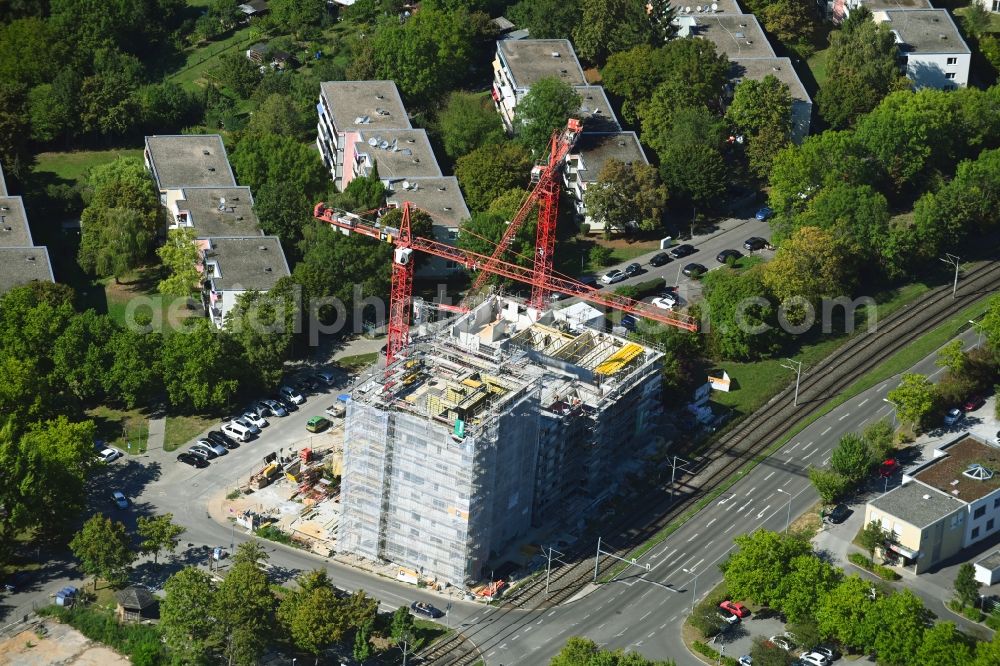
222,421,251,442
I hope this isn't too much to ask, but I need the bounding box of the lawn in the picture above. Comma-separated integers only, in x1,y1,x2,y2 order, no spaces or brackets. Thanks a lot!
100,265,198,333
88,405,150,455
955,5,1000,33
168,26,255,91
164,414,217,452
337,352,379,370
806,45,833,91
34,148,143,185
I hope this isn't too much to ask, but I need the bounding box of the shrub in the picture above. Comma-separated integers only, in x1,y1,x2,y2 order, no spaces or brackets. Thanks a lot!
848,552,900,580
255,524,292,545
38,605,166,664
692,640,741,666
588,245,614,267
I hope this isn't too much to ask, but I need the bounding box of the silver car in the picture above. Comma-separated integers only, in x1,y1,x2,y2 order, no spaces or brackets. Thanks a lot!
196,439,227,456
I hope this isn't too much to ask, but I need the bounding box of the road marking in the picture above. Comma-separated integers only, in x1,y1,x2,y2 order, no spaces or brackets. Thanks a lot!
878,383,888,392
803,449,817,460
687,532,699,542
512,634,520,641
547,610,557,617
648,631,657,638
804,441,814,449
822,456,831,466
746,486,756,496
690,558,704,571
821,426,832,435
616,629,627,637
706,518,717,527
724,522,736,533
764,471,776,481
636,641,644,647
660,623,669,630
736,499,753,513
487,651,495,658
705,539,714,548
524,626,533,633
756,505,771,519
789,442,801,452
859,417,870,426
598,623,606,631
669,616,677,623
536,618,544,625
838,412,850,421
639,610,652,622
858,398,869,406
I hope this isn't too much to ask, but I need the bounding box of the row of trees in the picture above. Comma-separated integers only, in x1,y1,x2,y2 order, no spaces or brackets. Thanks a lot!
718,530,1000,666
69,513,186,588
549,637,675,665
808,421,895,504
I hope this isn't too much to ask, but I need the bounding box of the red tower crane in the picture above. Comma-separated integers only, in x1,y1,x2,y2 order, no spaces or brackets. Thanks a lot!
470,118,583,309
314,202,698,368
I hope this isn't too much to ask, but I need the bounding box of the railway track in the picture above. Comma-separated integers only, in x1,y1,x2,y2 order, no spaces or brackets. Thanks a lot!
418,261,1000,665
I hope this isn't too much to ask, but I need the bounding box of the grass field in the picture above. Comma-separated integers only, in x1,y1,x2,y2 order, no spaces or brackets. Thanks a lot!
34,148,143,185
806,45,833,91
164,414,217,452
168,26,254,91
88,405,150,455
337,352,379,370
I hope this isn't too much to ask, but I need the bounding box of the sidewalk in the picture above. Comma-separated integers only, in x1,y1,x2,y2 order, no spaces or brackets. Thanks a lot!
146,416,165,452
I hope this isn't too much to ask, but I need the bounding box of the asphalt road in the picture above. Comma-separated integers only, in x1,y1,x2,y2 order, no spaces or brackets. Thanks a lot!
462,326,984,666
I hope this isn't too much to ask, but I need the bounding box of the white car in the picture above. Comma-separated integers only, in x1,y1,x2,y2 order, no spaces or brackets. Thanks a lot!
600,270,626,285
801,652,830,666
243,411,268,428
811,646,837,661
769,636,795,651
651,296,676,310
97,448,123,463
280,385,305,405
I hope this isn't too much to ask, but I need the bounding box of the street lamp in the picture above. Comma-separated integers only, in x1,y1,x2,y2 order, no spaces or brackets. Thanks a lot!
682,567,699,613
883,397,898,428
668,456,692,501
776,488,792,534
940,253,960,298
780,359,803,406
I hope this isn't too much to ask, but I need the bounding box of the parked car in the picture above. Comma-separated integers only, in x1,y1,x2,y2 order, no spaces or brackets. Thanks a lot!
810,646,837,661
738,656,752,666
649,252,671,267
242,411,269,429
743,236,768,251
273,395,298,412
962,395,985,412
206,430,238,450
716,249,742,264
944,407,962,426
410,601,444,618
177,452,209,468
326,395,350,419
313,369,337,386
197,439,227,456
719,600,750,618
755,207,774,220
770,636,795,652
827,503,849,524
235,416,261,436
878,458,897,478
801,652,830,666
3,571,32,593
188,447,214,461
112,491,129,509
306,416,331,433
669,243,696,259
262,399,287,417
623,262,642,277
221,422,251,443
620,314,638,331
600,269,626,285
280,385,305,405
97,447,123,463
717,607,740,625
651,296,676,310
683,263,707,277
579,276,599,289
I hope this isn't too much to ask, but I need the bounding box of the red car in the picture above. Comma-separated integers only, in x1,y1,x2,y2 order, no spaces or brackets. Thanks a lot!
878,459,898,478
720,600,750,618
962,395,985,412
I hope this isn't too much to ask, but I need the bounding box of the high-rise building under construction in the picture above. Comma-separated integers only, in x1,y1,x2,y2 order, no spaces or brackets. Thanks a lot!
340,296,664,586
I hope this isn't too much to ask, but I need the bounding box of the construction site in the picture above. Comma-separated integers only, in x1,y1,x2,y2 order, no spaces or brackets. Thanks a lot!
338,295,665,588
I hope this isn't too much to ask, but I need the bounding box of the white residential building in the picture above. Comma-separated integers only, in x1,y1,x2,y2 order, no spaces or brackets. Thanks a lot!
200,236,290,328
563,132,649,235
729,57,812,143
492,39,587,132
386,177,469,278
144,135,237,193
874,9,971,89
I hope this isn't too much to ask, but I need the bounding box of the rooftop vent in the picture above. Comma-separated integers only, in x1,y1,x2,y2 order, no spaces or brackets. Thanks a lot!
25,256,35,262
202,149,211,156
438,186,446,192
407,138,415,143
551,51,560,57
618,140,626,146
376,94,385,100
354,115,371,124
560,69,568,74
443,206,452,211
939,33,947,40
258,245,267,251
236,216,244,221
735,31,745,38
208,167,216,172
963,464,994,481
264,267,272,272
413,157,420,163
923,494,930,500
773,66,781,71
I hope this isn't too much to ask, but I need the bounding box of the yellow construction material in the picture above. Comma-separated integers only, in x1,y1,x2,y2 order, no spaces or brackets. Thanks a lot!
595,343,644,376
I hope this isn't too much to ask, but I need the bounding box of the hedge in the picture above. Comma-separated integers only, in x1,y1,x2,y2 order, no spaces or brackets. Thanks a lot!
692,640,741,666
848,552,901,581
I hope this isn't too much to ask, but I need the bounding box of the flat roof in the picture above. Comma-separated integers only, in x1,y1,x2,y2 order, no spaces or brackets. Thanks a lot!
576,87,621,133
673,0,743,14
879,9,970,54
320,81,410,133
145,135,236,189
571,132,649,184
977,550,1000,571
863,0,931,8
497,39,587,89
204,236,290,292
0,197,34,247
730,58,811,105
353,129,441,181
914,436,1000,502
694,15,775,59
175,187,262,238
0,247,54,293
387,177,470,230
870,481,966,529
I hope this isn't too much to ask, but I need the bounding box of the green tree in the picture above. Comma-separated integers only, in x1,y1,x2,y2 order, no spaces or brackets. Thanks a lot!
278,570,350,659
508,0,581,40
136,514,186,564
104,327,162,409
916,621,973,666
777,554,843,623
160,567,217,664
937,339,966,376
960,2,993,39
435,91,505,160
336,166,387,212
52,310,117,402
954,562,981,609
974,631,1000,666
807,468,851,504
863,420,895,463
353,622,373,663
231,132,329,198
161,318,239,412
253,178,315,247
515,77,582,153
217,51,261,99
157,227,201,299
830,433,874,485
980,293,1000,353
550,636,676,664
761,226,851,325
648,0,677,43
859,519,889,561
270,0,326,37
887,373,937,429
704,268,783,361
648,105,727,206
818,7,908,129
720,530,812,607
750,636,794,666
815,575,881,652
225,288,296,390
69,514,136,588
871,589,929,666
0,82,31,177
758,0,819,57
584,159,668,235
725,75,792,179
455,142,533,211
390,605,416,643
243,93,311,141
602,44,670,124
28,83,74,143
213,541,276,666
573,0,653,66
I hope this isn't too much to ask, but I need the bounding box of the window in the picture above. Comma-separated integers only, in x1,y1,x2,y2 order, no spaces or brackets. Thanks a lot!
950,512,965,529
447,229,459,240
975,506,986,519
947,57,958,65
989,519,995,531
994,497,1000,509
972,527,981,539
945,73,956,80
